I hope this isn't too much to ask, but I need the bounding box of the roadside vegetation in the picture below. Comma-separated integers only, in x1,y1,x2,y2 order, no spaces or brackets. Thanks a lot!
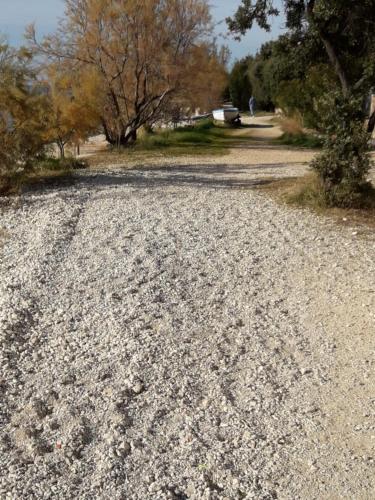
0,157,86,196
0,0,228,194
260,173,375,233
227,0,375,209
276,116,323,149
277,133,323,149
1,0,375,213
134,121,228,152
87,119,257,168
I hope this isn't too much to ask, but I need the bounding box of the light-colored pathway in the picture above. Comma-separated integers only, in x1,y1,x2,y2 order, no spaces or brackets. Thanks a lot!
0,131,374,499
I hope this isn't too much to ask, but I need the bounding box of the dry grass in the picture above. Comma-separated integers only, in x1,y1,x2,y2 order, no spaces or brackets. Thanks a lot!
0,174,21,196
22,169,74,187
275,115,323,149
0,168,74,196
259,174,375,232
280,115,304,136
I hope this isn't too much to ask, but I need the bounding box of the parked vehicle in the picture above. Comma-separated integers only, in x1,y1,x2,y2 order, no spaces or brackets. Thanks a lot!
213,107,241,125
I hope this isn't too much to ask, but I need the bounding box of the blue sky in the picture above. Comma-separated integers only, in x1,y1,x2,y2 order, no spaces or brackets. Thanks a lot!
0,0,285,61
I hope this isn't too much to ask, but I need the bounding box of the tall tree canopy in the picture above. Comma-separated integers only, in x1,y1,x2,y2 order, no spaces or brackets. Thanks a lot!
227,0,375,97
228,58,252,111
242,34,336,126
228,0,375,206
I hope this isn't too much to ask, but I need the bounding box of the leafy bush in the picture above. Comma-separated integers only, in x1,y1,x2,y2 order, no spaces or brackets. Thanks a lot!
312,92,373,206
228,58,252,110
276,65,337,129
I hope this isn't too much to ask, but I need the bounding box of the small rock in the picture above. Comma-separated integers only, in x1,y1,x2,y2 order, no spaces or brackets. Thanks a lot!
118,441,131,456
132,381,144,395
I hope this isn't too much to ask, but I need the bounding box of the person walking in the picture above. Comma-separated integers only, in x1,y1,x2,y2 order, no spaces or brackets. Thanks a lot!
249,95,256,117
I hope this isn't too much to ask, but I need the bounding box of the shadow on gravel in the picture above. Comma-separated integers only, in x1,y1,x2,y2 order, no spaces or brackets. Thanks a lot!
22,173,77,194
135,163,305,173
75,163,299,191
240,124,275,129
230,142,316,151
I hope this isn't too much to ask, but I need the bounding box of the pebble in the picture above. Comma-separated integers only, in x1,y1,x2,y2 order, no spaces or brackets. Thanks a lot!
132,381,144,395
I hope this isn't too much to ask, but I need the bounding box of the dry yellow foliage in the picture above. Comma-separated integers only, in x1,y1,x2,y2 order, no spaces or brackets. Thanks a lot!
28,0,227,146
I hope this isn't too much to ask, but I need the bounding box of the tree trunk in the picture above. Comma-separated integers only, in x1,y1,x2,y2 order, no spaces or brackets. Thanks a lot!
117,130,137,146
127,129,137,143
319,35,350,96
57,141,65,159
101,119,114,144
101,117,140,147
306,0,350,96
368,110,375,134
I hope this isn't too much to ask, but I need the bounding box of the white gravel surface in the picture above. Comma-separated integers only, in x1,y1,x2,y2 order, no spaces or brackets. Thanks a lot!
1,162,375,499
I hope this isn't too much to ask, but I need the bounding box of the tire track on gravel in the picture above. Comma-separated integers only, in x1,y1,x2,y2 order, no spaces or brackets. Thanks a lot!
0,188,91,431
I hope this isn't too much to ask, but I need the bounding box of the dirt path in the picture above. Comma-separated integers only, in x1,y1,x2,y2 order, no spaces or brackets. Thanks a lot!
1,126,375,499
83,115,317,174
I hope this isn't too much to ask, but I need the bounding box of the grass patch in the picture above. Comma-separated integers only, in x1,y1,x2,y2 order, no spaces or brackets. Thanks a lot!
87,119,256,168
286,175,375,209
277,132,323,149
34,157,87,171
260,173,375,230
0,156,86,196
241,111,275,117
134,120,233,151
274,115,323,149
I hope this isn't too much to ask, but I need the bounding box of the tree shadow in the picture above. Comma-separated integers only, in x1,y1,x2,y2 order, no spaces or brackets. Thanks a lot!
240,124,275,129
71,162,299,192
20,163,306,201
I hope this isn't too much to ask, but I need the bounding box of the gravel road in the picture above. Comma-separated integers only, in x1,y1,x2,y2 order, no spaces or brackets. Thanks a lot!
1,158,375,499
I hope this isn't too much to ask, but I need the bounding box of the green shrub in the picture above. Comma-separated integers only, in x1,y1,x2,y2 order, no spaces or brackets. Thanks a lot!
135,120,217,150
312,92,373,206
193,119,216,131
176,131,213,144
